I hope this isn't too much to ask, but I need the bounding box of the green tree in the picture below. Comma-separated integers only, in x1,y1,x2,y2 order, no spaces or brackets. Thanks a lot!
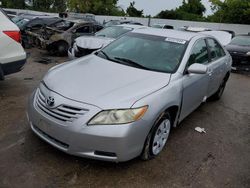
156,0,206,21
126,1,143,17
67,0,125,15
1,0,25,9
32,0,54,12
52,0,67,12
208,0,250,24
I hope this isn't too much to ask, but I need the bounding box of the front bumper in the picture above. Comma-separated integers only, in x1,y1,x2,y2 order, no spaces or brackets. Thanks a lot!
229,53,250,71
27,89,151,162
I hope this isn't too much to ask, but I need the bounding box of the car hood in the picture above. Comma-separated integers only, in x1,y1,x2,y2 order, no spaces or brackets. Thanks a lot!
226,44,250,53
75,36,114,50
43,55,171,109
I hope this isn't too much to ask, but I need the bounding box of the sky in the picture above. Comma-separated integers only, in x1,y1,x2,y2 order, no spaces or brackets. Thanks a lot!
118,0,213,16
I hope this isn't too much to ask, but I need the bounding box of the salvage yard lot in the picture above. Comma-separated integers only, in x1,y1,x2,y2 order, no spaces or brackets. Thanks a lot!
0,48,250,188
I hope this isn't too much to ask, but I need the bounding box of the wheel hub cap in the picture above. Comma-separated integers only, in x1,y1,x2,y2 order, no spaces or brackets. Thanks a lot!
152,119,171,155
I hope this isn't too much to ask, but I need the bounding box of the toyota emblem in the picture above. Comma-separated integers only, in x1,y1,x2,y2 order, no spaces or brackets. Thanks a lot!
46,96,55,107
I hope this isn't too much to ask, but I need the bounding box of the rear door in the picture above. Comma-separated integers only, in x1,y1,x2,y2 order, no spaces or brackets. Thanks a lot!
180,39,210,120
206,38,227,97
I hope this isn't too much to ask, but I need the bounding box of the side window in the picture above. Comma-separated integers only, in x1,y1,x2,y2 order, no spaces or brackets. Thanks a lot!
207,38,226,61
75,25,90,33
188,39,209,66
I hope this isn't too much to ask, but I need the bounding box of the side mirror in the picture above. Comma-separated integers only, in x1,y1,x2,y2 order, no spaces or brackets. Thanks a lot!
187,63,207,74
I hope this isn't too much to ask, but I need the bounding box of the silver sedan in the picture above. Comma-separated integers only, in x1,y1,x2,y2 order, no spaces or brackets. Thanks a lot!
27,28,232,162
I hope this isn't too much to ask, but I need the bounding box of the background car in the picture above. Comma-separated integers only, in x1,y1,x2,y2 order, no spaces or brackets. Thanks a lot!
151,23,174,29
14,16,62,48
32,19,104,56
0,8,26,80
226,34,250,71
103,20,143,27
68,24,146,59
28,28,231,162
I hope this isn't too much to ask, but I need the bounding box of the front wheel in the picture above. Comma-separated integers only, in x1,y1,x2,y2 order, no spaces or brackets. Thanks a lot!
141,112,171,160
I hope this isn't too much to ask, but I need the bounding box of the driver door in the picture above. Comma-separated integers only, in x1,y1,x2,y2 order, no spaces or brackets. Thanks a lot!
180,39,210,120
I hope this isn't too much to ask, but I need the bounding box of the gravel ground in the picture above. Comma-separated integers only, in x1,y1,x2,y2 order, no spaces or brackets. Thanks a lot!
0,48,249,188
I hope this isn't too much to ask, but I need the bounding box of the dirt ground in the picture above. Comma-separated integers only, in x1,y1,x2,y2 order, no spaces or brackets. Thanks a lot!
0,48,249,188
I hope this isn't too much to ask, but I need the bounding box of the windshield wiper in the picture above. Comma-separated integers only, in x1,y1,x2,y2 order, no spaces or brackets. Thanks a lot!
114,57,150,70
98,50,111,60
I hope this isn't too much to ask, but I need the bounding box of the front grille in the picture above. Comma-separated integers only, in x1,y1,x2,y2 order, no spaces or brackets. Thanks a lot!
36,89,88,123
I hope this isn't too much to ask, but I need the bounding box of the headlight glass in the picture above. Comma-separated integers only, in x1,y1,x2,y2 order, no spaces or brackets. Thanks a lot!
246,52,250,56
88,106,148,125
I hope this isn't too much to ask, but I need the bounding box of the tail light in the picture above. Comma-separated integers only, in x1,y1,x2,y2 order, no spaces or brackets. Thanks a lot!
3,31,21,43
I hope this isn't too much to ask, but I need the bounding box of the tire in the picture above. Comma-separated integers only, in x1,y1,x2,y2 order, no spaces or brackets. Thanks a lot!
210,78,227,101
141,112,172,160
56,41,69,56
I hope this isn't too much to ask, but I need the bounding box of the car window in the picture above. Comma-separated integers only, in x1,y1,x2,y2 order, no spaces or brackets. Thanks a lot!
207,38,226,61
95,26,133,39
188,39,209,66
75,25,90,33
164,25,174,29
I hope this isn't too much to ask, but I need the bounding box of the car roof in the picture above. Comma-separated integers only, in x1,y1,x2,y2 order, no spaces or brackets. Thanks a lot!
116,24,147,29
132,27,204,41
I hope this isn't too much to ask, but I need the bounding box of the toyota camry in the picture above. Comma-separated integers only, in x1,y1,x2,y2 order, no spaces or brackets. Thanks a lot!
27,28,232,162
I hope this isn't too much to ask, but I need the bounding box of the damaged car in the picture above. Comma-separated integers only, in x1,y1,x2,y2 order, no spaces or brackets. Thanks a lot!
34,19,103,56
27,28,232,162
15,16,62,48
68,24,146,59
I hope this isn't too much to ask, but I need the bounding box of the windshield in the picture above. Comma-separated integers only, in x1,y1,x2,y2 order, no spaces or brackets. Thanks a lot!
229,36,250,46
99,33,187,73
95,26,133,39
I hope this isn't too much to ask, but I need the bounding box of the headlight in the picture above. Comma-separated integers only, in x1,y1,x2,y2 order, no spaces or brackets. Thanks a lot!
88,106,148,125
246,52,250,56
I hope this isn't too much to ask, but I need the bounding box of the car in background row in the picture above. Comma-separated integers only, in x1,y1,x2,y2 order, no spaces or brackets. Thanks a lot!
14,16,62,48
30,19,103,56
0,8,26,80
68,24,146,59
151,23,174,29
27,28,232,162
103,20,143,27
226,34,250,71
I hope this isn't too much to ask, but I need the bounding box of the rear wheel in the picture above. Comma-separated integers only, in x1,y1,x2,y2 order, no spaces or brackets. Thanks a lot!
141,112,171,160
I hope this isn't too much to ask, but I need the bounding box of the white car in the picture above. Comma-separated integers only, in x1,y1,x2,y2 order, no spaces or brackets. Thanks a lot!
0,8,26,80
68,24,146,59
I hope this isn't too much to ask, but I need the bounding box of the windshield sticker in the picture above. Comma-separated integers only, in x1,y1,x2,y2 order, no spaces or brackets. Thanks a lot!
165,37,187,44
